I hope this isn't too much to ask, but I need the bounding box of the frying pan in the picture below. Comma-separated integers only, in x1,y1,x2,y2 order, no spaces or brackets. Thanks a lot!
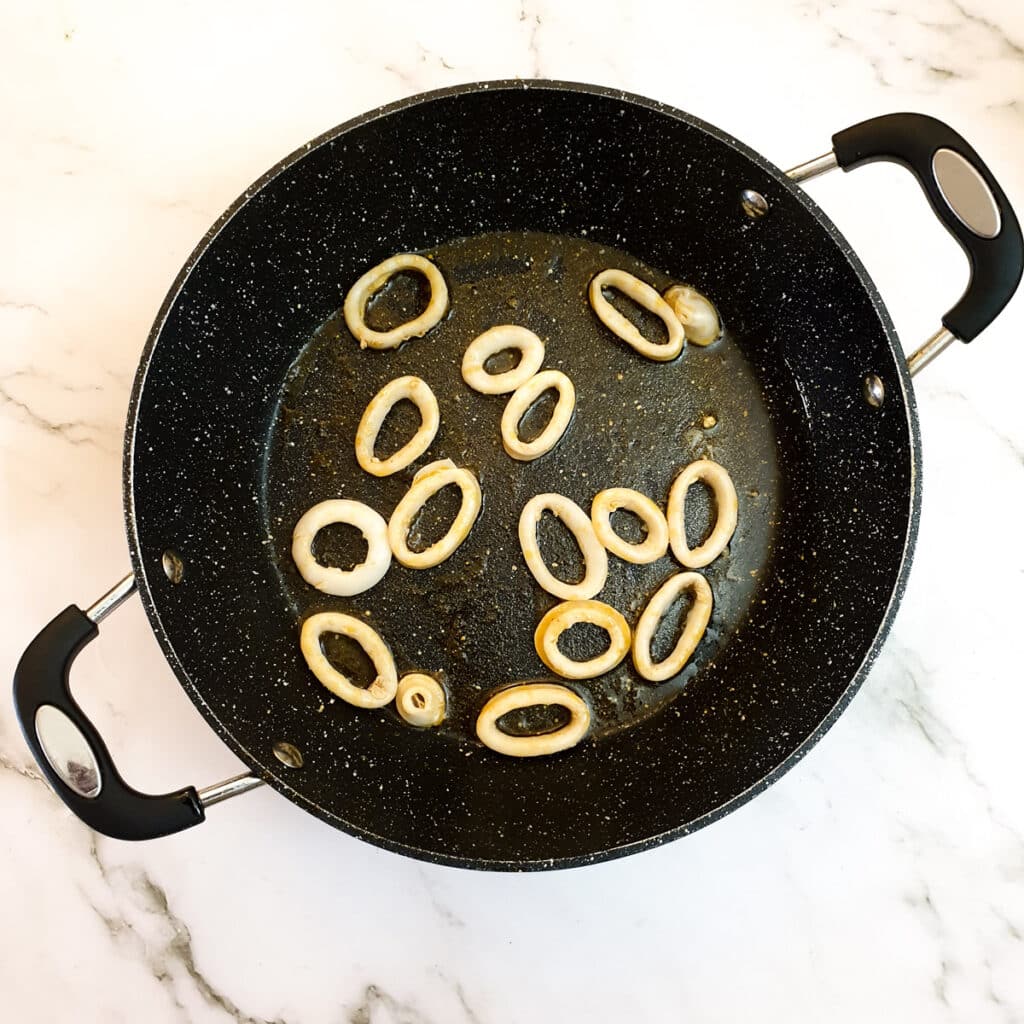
13,81,1022,869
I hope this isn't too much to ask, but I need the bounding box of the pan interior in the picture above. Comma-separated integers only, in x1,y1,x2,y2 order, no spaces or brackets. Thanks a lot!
265,230,788,743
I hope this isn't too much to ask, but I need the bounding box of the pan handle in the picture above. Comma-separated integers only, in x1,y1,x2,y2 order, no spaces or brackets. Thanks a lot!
11,574,263,840
787,113,1024,364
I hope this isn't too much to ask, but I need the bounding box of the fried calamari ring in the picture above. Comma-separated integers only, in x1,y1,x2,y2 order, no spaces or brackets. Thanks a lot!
396,673,446,727
291,499,391,596
462,324,545,395
501,369,575,461
476,683,591,757
667,459,738,568
518,492,608,600
300,612,398,708
590,487,669,564
355,375,439,477
343,253,448,350
388,459,482,569
534,599,631,680
588,268,685,361
632,571,713,682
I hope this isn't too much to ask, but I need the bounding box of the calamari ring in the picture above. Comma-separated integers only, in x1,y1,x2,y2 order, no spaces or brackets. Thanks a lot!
663,284,722,346
534,599,631,680
300,611,397,708
501,369,576,461
388,459,482,569
588,268,685,361
667,459,739,568
291,499,391,596
476,683,591,757
518,492,608,600
343,253,449,350
396,673,446,727
355,375,439,477
590,487,669,564
462,324,545,395
632,572,713,682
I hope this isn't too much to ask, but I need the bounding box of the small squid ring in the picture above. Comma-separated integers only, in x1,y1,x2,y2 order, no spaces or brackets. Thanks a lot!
476,683,591,757
589,268,685,362
300,612,398,708
355,375,439,477
501,369,576,461
291,499,391,596
343,253,449,350
518,492,608,600
534,599,631,680
388,459,482,569
396,673,447,727
462,324,545,394
667,459,739,568
632,572,713,683
663,284,722,346
591,487,669,564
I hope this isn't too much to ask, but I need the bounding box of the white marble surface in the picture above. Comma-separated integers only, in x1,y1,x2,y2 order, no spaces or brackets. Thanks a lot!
3,1,1024,1021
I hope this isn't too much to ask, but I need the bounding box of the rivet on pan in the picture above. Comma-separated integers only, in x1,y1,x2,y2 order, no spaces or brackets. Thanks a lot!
272,741,304,769
863,374,886,408
161,549,184,584
740,189,769,219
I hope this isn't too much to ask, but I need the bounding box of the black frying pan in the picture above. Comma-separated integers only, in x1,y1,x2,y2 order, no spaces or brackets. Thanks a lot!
13,81,1022,869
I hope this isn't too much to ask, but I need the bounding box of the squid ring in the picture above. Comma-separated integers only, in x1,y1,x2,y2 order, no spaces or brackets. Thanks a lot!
462,324,545,394
343,253,449,350
663,284,722,346
591,488,669,564
388,459,482,569
501,369,576,461
476,683,591,757
291,499,391,596
355,375,439,477
667,459,739,568
300,612,398,708
396,673,446,727
518,492,608,600
588,268,685,362
534,600,631,680
632,572,713,682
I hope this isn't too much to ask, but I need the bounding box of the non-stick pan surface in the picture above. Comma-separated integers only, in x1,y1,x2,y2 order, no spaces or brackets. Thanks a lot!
125,81,918,868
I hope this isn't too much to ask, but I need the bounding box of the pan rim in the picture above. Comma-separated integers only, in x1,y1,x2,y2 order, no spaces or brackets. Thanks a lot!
123,78,921,870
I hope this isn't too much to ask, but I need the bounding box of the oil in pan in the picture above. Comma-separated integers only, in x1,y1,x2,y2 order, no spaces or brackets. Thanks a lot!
264,230,786,743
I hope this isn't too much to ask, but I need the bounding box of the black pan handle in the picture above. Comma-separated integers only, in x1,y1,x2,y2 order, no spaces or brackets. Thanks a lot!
829,113,1024,344
12,576,206,840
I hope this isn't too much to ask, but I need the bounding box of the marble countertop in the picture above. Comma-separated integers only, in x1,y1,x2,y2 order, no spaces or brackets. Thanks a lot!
3,1,1024,1021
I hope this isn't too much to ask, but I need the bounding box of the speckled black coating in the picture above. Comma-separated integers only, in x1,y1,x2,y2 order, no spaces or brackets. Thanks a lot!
124,81,921,870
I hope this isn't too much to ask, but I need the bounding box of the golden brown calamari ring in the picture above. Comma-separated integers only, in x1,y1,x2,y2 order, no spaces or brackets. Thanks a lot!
396,673,446,727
